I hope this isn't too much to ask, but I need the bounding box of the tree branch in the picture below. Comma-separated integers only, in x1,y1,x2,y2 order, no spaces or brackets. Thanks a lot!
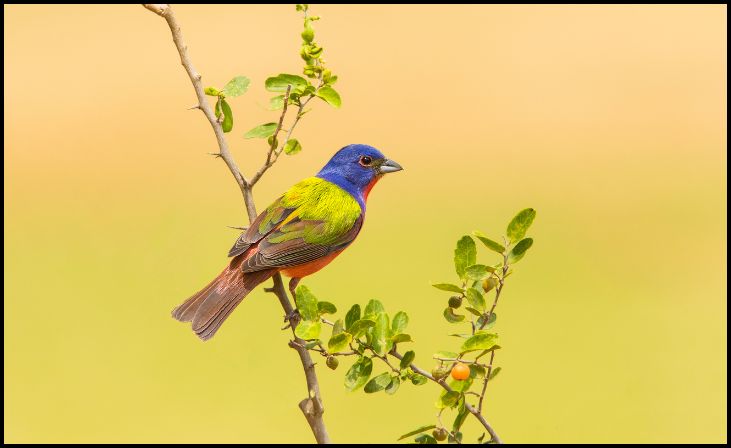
390,349,502,444
144,4,330,443
249,91,316,186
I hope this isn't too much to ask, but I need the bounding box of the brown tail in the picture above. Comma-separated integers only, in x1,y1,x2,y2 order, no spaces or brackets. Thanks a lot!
172,256,275,341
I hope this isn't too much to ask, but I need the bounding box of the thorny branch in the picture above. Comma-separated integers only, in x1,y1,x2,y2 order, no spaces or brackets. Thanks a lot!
143,4,330,443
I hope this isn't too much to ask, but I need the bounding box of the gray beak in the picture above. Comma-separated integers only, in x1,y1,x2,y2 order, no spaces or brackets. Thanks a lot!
378,159,403,174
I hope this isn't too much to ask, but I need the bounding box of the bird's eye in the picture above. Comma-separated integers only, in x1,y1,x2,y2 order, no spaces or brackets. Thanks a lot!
359,156,373,166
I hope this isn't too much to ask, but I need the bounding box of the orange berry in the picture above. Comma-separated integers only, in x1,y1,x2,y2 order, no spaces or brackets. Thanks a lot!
450,362,470,380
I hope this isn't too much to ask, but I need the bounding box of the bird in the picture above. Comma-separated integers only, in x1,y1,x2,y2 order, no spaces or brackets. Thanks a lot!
172,144,403,340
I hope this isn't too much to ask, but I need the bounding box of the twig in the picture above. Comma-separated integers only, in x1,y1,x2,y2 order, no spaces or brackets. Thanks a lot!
389,349,502,444
249,91,316,186
144,5,330,443
142,4,257,221
369,349,401,374
478,351,496,414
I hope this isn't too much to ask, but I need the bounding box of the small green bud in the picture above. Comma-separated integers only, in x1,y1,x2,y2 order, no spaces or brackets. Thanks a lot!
204,87,220,96
483,277,497,292
431,364,450,380
326,356,339,370
433,428,448,441
301,26,314,43
448,296,462,308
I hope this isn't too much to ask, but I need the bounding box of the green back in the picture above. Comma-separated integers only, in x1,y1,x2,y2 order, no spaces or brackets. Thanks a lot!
259,177,362,246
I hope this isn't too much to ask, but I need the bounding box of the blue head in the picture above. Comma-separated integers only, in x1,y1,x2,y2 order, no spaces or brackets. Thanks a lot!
317,144,403,208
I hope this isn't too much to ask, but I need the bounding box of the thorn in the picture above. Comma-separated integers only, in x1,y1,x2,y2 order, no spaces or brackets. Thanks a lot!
263,287,275,293
208,152,222,158
227,226,248,231
187,104,200,110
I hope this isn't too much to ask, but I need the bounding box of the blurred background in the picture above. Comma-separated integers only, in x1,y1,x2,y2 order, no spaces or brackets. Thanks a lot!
4,4,726,444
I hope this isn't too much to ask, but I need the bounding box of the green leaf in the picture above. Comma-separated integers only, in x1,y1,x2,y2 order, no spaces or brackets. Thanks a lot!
391,311,408,334
283,138,302,155
414,434,437,444
454,236,477,279
461,332,499,353
399,350,415,369
453,405,469,432
410,374,428,385
345,304,361,330
220,99,233,133
443,307,465,323
465,264,491,281
214,98,222,118
470,364,486,379
364,299,385,318
449,377,473,393
464,307,482,317
316,86,342,107
488,366,502,381
204,86,220,96
398,425,437,441
465,287,486,311
431,283,464,293
317,301,337,315
265,73,308,92
391,333,412,343
433,350,458,360
448,431,463,444
507,208,536,243
332,318,344,336
372,312,390,355
364,372,391,393
269,95,284,110
482,277,498,293
244,122,277,138
348,319,375,339
385,376,400,394
476,312,497,330
294,319,321,340
473,231,506,253
221,75,250,97
448,333,471,339
436,390,461,409
344,356,373,391
294,285,319,321
508,237,534,263
301,25,314,43
469,364,487,380
328,332,352,353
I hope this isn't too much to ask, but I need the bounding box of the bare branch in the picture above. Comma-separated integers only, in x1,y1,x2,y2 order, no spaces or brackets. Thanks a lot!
478,350,496,414
144,5,330,443
143,3,256,220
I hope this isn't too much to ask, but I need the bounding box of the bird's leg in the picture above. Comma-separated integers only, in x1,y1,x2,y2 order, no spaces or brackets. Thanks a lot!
283,277,302,326
289,277,301,301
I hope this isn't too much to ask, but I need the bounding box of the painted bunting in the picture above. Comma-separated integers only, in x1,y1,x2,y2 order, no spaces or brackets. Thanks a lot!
172,144,403,340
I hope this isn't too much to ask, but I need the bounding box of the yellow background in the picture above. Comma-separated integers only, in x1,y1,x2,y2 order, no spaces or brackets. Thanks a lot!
4,4,726,443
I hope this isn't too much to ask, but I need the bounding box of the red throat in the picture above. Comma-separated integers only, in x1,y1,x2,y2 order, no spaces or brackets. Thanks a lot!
363,175,382,201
